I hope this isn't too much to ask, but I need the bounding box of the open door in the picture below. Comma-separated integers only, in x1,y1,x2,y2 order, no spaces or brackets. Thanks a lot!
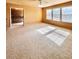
10,7,24,28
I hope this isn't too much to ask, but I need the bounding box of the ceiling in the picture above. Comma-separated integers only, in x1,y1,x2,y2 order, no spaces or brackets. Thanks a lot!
7,0,72,7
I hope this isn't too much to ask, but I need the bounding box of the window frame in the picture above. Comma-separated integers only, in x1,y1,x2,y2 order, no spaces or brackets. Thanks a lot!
46,9,53,20
52,8,61,21
61,6,72,23
46,6,72,23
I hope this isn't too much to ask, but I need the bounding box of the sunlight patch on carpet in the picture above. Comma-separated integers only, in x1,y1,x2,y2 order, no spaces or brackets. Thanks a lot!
46,30,70,46
37,26,56,34
55,29,70,37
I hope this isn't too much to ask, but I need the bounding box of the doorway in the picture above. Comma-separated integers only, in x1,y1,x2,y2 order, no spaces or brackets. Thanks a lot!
10,7,24,28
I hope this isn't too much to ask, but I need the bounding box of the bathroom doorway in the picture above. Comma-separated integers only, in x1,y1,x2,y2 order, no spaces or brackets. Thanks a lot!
10,7,24,28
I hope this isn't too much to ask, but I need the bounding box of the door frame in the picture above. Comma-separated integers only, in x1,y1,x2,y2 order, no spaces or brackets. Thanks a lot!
10,7,24,28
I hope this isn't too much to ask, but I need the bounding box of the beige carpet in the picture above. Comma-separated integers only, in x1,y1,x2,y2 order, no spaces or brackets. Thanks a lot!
6,23,72,59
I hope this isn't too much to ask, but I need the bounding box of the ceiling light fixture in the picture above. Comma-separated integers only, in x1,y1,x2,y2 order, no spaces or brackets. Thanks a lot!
28,0,46,7
38,0,43,7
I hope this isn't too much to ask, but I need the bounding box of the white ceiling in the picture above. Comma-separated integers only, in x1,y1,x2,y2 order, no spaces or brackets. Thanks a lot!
7,0,72,7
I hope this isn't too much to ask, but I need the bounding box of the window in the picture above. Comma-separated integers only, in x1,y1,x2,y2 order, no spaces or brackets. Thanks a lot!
46,9,53,20
53,8,61,21
46,6,72,23
62,6,72,23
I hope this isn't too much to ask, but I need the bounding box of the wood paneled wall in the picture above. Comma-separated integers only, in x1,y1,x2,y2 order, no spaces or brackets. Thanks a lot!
42,1,72,30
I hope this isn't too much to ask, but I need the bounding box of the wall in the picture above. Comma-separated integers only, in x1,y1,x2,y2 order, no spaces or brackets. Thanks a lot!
6,3,10,28
6,3,42,28
42,1,72,30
